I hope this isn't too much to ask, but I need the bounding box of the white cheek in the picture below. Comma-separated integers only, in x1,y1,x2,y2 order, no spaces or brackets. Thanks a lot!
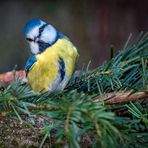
29,42,39,54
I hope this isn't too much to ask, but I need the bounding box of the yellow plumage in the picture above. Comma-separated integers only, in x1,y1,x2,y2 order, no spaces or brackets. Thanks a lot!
27,38,79,92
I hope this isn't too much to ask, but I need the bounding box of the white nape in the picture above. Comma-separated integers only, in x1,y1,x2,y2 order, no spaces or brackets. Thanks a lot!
40,25,57,44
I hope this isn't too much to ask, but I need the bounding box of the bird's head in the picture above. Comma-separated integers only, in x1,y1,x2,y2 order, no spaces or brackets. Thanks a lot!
24,19,58,54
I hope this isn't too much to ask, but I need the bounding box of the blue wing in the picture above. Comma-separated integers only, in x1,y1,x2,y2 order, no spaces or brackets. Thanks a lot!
25,55,37,73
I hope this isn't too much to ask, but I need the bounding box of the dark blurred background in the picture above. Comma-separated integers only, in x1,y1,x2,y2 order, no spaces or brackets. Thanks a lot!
0,0,147,72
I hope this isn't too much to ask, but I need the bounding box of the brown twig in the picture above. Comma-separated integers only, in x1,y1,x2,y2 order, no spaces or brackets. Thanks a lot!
0,91,148,117
94,91,148,104
0,106,59,117
29,105,60,111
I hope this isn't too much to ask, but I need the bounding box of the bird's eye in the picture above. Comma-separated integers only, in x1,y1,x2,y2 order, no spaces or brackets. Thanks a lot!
26,38,34,42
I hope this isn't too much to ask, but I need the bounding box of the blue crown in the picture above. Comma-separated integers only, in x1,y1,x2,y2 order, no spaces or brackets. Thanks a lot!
24,19,46,36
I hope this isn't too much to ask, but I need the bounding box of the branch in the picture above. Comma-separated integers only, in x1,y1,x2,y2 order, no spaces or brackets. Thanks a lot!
29,105,60,111
0,70,26,86
1,92,147,118
0,106,60,117
94,92,148,104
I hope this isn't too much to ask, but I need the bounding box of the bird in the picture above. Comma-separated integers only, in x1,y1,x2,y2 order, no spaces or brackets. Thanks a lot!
24,19,79,93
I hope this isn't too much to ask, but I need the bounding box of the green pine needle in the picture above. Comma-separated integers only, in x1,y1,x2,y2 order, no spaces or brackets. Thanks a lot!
0,32,148,147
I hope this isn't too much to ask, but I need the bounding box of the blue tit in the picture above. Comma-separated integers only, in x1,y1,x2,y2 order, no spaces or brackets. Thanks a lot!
24,19,79,92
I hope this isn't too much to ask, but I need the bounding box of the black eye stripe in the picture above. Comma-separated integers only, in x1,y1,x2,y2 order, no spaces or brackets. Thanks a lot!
26,38,34,42
38,23,48,38
26,24,48,43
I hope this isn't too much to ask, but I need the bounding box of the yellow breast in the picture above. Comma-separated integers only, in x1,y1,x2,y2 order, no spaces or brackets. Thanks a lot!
27,38,79,92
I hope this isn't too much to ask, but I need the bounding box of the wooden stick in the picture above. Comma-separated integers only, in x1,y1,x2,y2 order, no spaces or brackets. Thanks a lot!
0,70,26,85
94,92,148,104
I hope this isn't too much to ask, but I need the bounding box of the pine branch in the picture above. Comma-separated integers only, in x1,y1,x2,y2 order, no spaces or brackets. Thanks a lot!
0,33,148,147
1,91,147,116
